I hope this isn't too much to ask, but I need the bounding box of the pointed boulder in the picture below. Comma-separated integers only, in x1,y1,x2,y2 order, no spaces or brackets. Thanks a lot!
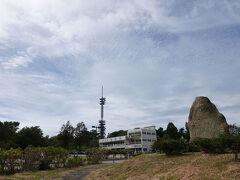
188,96,229,142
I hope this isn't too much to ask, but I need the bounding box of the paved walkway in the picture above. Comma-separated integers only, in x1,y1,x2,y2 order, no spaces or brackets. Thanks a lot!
62,161,124,180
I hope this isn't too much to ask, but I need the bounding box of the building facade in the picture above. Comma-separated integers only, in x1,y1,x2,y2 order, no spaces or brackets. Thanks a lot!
99,126,157,152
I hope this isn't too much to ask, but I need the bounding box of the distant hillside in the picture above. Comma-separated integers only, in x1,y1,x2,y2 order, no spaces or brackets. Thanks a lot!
88,153,240,180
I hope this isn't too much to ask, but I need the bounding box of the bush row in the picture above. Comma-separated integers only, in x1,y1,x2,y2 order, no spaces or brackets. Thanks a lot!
0,147,73,174
0,147,114,175
152,138,186,155
194,135,240,157
152,135,240,160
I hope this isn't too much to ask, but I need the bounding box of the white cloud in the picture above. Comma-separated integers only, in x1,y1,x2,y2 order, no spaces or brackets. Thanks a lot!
1,51,32,69
0,0,239,67
0,0,240,135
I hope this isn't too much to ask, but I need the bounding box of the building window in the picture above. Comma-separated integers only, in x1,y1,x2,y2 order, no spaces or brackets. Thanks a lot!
152,133,156,135
147,132,151,135
134,131,141,135
142,132,146,134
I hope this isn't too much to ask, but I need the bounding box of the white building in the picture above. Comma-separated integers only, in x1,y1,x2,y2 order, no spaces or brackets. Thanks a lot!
99,126,157,152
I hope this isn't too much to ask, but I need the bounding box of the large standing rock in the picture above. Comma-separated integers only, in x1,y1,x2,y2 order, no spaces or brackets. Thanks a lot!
188,96,229,142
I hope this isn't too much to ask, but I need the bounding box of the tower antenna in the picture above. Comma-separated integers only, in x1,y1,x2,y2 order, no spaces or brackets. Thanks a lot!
99,86,106,138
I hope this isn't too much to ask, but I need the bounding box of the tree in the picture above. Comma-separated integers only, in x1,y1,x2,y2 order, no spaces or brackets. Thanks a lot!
107,130,127,138
178,128,185,137
0,121,19,149
58,121,74,149
184,122,190,141
165,122,180,140
74,122,88,148
156,127,164,139
178,123,190,142
16,126,44,149
43,135,61,147
88,130,99,148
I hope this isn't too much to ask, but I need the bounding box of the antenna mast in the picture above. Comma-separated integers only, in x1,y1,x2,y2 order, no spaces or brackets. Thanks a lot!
99,86,106,139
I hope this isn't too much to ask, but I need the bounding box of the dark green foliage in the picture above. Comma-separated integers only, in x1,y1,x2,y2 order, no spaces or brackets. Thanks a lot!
184,122,190,141
166,122,180,140
0,120,99,150
0,121,19,149
16,126,44,149
107,130,127,138
155,123,191,143
153,122,190,155
38,159,50,170
194,135,232,154
58,121,74,149
65,156,85,168
194,135,240,160
188,142,201,152
152,139,161,152
74,122,87,148
162,139,185,155
43,135,60,147
156,127,164,139
152,139,185,155
74,130,97,148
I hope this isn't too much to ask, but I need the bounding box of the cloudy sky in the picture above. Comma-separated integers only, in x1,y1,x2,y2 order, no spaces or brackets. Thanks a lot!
0,0,240,136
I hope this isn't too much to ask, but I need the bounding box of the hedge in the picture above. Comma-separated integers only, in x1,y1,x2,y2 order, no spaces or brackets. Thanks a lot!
0,147,68,174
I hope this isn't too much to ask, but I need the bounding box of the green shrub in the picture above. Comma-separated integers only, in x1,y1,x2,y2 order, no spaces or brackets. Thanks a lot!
194,135,231,154
0,149,6,174
65,156,85,168
38,159,50,170
188,142,201,152
23,147,42,170
41,146,68,169
156,139,185,155
3,148,22,174
152,140,161,152
86,148,107,164
0,147,69,174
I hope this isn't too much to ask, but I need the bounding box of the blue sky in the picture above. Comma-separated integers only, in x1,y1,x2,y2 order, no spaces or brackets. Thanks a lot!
0,0,240,136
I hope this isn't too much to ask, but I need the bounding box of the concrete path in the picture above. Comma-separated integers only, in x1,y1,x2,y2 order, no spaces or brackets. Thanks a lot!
62,161,124,180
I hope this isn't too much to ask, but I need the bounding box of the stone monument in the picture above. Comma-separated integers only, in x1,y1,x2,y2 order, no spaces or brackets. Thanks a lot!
188,96,229,142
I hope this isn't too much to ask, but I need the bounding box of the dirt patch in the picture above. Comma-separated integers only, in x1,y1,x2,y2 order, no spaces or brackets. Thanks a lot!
62,164,112,180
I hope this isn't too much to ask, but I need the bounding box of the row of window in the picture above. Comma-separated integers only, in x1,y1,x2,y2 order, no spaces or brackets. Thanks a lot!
142,132,156,135
142,139,156,142
129,132,156,136
101,143,125,147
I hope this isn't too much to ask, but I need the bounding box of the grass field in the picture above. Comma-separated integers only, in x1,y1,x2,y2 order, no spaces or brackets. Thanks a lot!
87,152,240,180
